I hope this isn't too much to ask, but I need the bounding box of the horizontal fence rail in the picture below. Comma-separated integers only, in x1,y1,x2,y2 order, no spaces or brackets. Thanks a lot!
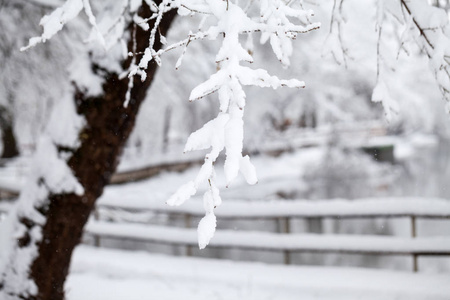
85,221,450,256
2,197,450,272
98,197,450,219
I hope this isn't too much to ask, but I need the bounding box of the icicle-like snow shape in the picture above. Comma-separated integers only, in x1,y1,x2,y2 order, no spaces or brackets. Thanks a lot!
168,0,318,249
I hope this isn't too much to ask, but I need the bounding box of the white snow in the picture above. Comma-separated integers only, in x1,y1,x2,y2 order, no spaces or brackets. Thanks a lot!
66,245,450,300
99,196,450,219
85,220,450,255
197,213,216,249
21,0,84,51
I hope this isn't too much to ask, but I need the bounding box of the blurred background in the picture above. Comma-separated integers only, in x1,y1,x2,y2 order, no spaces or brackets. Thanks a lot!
1,0,450,276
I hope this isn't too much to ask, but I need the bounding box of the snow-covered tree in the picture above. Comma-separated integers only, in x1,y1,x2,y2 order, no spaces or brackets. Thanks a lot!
0,0,319,299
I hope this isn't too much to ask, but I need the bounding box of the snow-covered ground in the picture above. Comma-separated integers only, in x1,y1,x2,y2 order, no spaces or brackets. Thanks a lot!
67,246,450,300
1,135,450,299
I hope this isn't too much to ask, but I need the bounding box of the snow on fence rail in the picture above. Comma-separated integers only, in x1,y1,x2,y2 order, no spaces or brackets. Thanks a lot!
97,197,450,219
1,197,449,271
86,221,450,256
89,197,450,272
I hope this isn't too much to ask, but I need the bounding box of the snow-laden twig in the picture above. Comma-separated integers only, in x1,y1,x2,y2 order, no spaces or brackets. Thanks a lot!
322,0,349,66
166,0,319,248
20,0,105,51
372,0,400,122
400,0,450,110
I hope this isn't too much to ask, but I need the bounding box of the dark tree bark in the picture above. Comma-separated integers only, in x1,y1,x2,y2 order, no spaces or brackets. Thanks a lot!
0,123,19,159
0,107,19,159
0,2,177,300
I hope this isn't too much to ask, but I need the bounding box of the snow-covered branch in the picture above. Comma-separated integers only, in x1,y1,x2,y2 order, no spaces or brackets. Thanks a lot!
166,0,319,249
371,0,400,122
323,0,349,66
26,0,63,9
18,0,319,249
400,0,450,110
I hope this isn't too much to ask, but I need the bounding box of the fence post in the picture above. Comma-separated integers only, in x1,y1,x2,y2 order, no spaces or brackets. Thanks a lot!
411,216,418,272
306,217,323,234
278,217,291,265
184,213,192,256
93,207,100,247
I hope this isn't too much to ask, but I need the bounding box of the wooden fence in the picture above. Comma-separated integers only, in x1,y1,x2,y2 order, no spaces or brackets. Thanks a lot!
1,197,450,272
87,197,450,272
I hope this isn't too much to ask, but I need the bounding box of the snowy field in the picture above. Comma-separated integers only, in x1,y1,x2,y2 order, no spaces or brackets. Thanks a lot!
2,137,450,299
68,139,450,299
68,246,450,300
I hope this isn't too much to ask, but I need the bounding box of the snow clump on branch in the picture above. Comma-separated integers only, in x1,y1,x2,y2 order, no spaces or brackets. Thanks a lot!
165,0,320,248
371,0,450,119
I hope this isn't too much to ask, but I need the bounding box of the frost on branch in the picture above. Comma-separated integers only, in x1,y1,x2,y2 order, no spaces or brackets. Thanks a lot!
372,0,401,122
20,0,130,98
166,0,319,248
372,80,399,122
322,0,349,66
399,0,450,111
20,0,105,51
371,1,450,119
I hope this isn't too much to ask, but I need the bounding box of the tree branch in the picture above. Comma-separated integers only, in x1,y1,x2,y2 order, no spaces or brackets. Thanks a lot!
400,0,434,53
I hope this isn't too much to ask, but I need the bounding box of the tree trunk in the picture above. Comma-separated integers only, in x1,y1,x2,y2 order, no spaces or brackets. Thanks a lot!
0,107,19,160
0,123,19,159
0,3,176,300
